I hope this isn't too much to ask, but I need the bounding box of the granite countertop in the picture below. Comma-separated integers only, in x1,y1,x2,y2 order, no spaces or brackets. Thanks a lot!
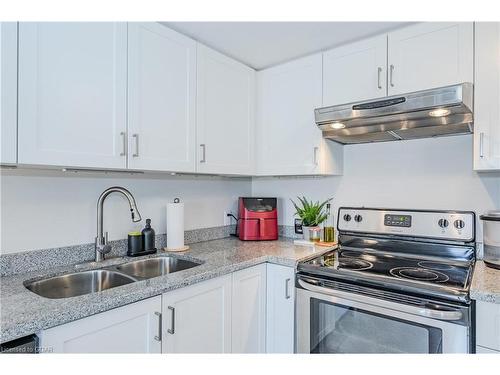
471,260,500,304
0,237,333,344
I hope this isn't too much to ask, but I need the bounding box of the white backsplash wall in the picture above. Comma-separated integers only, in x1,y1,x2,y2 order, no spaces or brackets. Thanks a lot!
0,171,251,254
252,135,500,241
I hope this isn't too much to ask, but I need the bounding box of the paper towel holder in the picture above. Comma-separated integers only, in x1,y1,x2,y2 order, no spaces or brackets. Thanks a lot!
165,197,190,252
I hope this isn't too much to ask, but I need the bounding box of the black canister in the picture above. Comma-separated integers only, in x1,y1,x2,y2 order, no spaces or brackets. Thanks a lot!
127,232,143,256
142,218,156,252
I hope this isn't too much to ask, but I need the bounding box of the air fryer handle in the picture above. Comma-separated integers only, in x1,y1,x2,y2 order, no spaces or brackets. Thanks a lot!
259,218,266,237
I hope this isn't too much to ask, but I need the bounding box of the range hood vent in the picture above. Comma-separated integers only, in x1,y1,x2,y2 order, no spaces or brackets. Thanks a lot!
315,83,473,145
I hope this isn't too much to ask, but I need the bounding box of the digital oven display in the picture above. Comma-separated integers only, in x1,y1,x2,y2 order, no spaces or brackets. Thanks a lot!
384,214,412,227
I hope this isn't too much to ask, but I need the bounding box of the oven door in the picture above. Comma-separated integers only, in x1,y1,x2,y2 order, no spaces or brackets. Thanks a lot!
296,277,469,354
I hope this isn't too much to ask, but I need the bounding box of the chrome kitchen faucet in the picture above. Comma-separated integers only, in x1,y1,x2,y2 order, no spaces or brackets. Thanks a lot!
95,186,142,262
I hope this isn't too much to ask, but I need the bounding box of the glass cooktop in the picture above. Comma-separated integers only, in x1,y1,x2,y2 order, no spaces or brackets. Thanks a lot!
298,248,474,301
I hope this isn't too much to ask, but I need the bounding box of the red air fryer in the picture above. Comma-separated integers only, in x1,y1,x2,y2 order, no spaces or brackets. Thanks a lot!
237,197,278,241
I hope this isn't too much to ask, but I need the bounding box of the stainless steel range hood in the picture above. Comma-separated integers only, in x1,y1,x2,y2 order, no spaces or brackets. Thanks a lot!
315,83,473,145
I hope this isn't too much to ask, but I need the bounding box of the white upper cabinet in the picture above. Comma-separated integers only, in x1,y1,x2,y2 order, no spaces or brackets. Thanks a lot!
474,22,500,171
257,54,343,176
0,22,17,164
387,22,473,95
323,35,387,106
17,22,128,169
196,44,256,175
128,23,196,172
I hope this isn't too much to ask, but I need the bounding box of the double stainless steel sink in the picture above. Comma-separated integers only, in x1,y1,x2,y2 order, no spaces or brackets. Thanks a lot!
25,256,202,299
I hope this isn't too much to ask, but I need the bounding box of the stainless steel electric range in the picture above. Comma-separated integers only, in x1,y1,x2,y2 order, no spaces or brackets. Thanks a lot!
296,207,476,354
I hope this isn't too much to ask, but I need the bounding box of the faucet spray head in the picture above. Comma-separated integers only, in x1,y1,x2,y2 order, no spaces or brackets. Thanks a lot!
131,207,142,222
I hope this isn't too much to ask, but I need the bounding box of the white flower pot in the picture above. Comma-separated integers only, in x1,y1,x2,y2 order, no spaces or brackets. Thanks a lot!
302,226,320,241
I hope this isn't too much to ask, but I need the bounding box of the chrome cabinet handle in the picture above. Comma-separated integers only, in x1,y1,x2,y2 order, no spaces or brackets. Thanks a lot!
377,67,382,89
200,144,206,163
479,132,485,158
389,64,395,87
285,278,291,299
167,306,175,334
154,311,162,341
132,134,139,157
120,132,127,156
313,147,319,166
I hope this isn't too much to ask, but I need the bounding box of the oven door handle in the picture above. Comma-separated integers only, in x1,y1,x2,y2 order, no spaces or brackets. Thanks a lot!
297,278,463,321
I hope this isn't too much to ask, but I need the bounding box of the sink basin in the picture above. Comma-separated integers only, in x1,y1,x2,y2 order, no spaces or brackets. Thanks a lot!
25,270,137,299
115,256,201,279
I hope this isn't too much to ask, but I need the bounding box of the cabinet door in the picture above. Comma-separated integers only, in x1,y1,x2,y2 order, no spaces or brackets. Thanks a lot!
387,22,473,95
162,275,232,353
323,35,387,106
474,22,500,171
476,300,500,352
196,44,255,175
39,296,162,353
231,264,266,353
128,23,196,172
0,22,17,165
17,22,127,169
256,54,335,175
266,264,295,353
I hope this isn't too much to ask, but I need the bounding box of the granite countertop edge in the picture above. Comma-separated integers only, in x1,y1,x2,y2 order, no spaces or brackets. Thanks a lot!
0,237,333,344
470,260,500,304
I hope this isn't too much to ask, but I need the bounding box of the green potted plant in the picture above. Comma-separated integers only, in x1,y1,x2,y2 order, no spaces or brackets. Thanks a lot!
291,196,333,241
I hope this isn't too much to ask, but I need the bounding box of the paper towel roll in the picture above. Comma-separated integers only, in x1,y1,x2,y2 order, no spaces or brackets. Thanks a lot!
166,199,184,250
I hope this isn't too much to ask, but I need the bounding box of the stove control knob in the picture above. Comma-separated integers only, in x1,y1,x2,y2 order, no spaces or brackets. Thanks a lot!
354,214,363,223
343,214,352,222
454,219,465,229
438,218,449,228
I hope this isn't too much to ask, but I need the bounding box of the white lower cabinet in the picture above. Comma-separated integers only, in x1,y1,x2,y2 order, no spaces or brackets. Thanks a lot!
39,296,162,353
231,264,267,353
38,263,295,354
161,274,232,353
266,264,295,353
476,300,500,353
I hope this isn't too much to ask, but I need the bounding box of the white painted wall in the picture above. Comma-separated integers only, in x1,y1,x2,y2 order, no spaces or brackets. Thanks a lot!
0,170,250,254
2,135,499,255
252,135,500,241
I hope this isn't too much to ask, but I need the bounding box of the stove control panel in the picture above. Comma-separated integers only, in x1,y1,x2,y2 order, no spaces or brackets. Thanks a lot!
384,214,412,227
338,207,475,242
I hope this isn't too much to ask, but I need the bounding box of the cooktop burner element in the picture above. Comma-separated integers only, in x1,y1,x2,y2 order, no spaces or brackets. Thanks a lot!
338,258,373,271
389,267,450,283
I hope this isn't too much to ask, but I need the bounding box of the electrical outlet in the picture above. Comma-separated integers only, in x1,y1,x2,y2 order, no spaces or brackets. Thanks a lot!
224,211,231,226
